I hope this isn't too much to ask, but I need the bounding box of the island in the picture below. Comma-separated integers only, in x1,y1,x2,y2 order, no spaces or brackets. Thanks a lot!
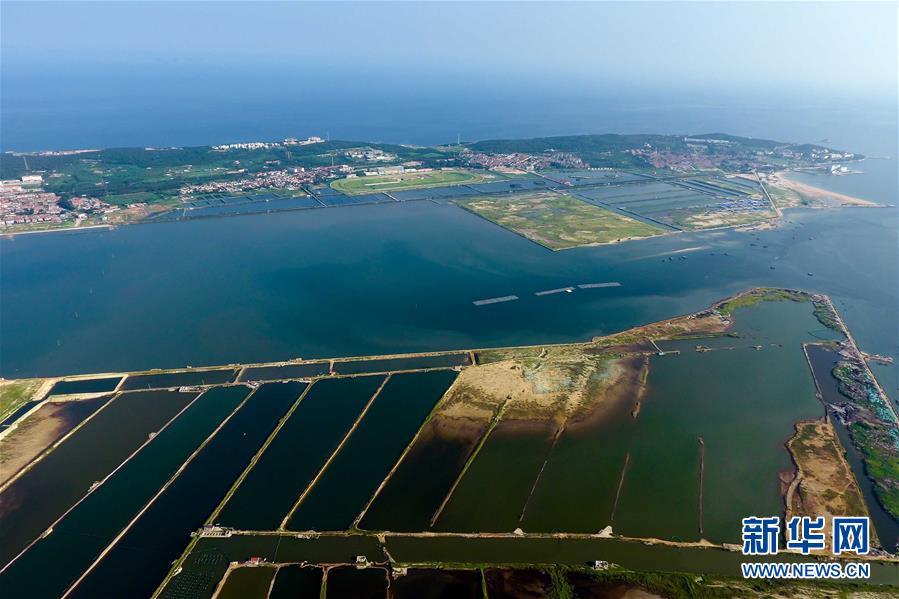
0,134,879,247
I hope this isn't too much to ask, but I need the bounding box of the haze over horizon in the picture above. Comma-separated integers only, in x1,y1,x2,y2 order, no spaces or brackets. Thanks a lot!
1,2,896,152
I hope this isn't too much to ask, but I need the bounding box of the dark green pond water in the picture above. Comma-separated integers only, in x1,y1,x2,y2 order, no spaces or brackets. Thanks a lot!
66,381,303,599
47,376,122,395
360,412,492,532
288,371,457,531
216,566,275,599
217,375,384,530
432,419,558,533
269,565,323,599
384,536,899,585
393,568,482,599
617,301,838,544
426,301,846,544
0,389,196,566
0,385,248,599
325,566,388,599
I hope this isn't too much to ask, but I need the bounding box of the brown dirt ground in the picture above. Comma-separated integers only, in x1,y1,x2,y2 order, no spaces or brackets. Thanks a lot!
786,419,874,552
0,401,95,486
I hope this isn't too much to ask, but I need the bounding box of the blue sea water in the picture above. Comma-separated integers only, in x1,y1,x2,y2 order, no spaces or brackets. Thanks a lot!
0,71,895,389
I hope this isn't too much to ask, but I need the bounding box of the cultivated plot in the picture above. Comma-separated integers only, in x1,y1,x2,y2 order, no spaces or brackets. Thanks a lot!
457,192,664,249
330,169,491,195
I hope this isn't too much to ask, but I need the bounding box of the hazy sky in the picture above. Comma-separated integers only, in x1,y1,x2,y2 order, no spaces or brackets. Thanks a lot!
2,1,896,98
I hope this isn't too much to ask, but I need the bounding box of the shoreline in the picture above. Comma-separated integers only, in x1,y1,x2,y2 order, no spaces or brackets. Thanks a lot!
773,171,878,206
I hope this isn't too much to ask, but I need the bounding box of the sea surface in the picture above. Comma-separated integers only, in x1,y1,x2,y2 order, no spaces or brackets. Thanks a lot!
0,177,894,387
0,90,895,400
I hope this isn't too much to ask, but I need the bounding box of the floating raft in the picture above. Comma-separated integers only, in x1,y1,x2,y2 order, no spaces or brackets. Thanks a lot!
535,287,575,296
577,282,622,289
472,295,519,306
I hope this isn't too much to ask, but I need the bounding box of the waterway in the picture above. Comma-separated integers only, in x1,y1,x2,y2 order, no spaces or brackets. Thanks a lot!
805,344,899,551
2,184,894,413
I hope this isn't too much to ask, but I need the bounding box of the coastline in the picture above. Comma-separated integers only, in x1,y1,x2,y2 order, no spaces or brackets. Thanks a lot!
772,171,878,207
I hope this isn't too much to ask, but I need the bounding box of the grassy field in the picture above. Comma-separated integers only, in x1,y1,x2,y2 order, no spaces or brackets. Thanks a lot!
0,378,44,420
456,192,663,250
330,169,490,195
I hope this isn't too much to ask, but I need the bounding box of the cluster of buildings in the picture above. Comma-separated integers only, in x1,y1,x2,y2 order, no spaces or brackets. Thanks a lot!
178,164,350,197
348,164,430,178
212,136,325,151
712,195,771,215
462,150,585,171
0,176,113,228
633,148,718,170
344,147,396,162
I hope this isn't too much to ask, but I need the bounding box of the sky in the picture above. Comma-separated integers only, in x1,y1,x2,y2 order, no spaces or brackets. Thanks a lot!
1,2,896,151
2,1,896,97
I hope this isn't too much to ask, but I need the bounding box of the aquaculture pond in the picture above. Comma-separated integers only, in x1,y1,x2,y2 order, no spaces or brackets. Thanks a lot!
360,405,495,532
392,568,483,599
325,566,388,599
0,394,114,485
287,371,457,531
432,418,558,533
0,389,197,566
615,300,836,544
0,386,249,599
46,376,122,396
428,300,842,542
216,566,276,599
159,534,385,599
120,368,238,390
66,382,304,599
238,361,330,382
269,565,323,599
217,375,385,530
332,353,470,375
520,375,640,533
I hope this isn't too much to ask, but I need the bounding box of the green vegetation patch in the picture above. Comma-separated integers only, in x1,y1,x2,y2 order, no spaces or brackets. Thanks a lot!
717,288,809,316
456,192,663,250
0,379,44,420
331,169,488,195
849,421,899,520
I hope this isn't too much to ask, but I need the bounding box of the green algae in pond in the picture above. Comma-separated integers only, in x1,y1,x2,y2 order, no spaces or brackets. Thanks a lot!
431,419,558,533
615,300,829,544
519,397,638,533
359,410,493,532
